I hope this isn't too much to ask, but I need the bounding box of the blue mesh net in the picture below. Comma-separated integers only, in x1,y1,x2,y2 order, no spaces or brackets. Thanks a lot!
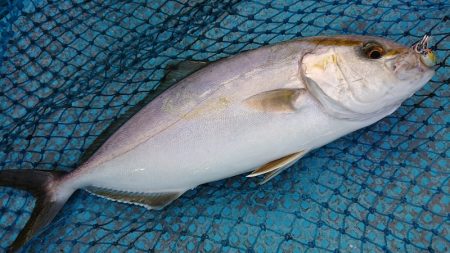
0,0,449,252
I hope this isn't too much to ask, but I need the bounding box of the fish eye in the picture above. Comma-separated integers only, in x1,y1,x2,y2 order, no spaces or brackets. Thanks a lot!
362,42,385,59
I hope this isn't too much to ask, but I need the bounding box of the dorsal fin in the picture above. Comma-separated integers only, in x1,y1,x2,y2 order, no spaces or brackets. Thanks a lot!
162,60,209,86
243,88,307,113
247,150,308,184
78,60,210,165
86,187,185,210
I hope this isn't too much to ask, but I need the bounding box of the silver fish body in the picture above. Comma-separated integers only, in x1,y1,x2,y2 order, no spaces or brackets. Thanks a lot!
0,35,435,251
65,36,433,195
70,41,351,191
70,44,378,192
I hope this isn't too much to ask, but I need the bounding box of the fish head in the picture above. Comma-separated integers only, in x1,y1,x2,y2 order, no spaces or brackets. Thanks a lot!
301,35,435,118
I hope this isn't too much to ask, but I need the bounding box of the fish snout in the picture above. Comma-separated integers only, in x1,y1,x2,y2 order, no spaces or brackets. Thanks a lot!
389,50,434,81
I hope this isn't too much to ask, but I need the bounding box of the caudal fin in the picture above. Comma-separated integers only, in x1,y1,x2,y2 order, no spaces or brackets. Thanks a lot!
0,169,73,252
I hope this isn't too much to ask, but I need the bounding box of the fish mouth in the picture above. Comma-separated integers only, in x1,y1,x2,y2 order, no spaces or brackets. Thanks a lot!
412,35,437,78
419,51,437,67
387,35,436,81
414,52,436,83
388,50,435,82
414,53,435,78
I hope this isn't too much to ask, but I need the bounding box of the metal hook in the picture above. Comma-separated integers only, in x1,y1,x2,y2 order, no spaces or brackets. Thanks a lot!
412,35,431,54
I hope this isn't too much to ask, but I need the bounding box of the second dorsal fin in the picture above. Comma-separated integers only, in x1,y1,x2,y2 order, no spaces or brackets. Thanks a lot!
162,60,210,86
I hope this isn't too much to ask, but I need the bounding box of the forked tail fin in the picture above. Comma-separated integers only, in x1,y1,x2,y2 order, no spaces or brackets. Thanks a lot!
0,169,73,252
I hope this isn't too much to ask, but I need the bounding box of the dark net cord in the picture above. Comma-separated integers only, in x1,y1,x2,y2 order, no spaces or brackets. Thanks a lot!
0,0,449,252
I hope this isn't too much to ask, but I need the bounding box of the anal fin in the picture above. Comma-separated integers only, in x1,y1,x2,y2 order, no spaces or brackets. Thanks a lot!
86,187,185,210
247,150,308,184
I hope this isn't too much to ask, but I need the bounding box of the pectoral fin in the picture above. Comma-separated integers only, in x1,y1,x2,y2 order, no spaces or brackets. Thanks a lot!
243,88,307,113
86,187,185,210
247,150,308,184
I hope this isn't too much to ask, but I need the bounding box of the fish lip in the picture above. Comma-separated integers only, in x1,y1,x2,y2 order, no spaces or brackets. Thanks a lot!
415,52,436,81
412,35,437,67
419,53,437,68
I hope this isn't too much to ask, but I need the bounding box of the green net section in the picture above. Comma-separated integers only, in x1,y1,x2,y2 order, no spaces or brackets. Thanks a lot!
0,0,449,252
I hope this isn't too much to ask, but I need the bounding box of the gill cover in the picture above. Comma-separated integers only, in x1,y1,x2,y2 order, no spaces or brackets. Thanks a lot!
300,45,391,120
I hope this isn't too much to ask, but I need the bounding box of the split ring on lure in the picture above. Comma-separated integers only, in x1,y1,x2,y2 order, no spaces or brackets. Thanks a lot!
412,35,437,67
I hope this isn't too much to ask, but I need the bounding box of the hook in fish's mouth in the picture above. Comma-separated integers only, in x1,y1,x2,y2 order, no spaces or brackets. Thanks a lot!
412,35,437,67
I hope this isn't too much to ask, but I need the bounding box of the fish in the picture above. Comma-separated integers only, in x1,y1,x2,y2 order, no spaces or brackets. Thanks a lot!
0,35,436,251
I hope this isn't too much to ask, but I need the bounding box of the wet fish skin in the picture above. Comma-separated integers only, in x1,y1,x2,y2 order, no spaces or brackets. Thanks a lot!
0,35,435,252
